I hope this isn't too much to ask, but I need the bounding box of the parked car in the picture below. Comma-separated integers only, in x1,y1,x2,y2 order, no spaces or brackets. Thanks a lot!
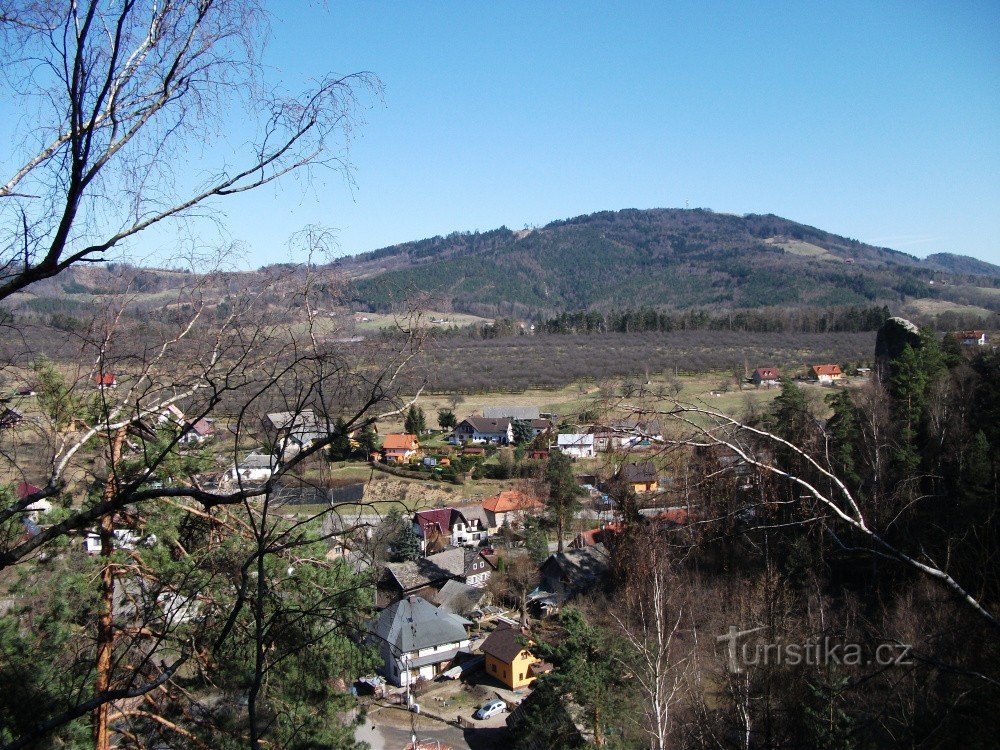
473,699,507,720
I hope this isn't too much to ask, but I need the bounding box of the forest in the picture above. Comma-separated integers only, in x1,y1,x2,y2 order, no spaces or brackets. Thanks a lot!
512,332,999,749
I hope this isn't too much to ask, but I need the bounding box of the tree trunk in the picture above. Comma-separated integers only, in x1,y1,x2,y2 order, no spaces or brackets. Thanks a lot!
93,428,126,750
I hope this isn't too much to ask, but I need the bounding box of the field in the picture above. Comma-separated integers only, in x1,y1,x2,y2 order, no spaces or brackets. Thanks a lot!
398,330,876,394
765,237,834,259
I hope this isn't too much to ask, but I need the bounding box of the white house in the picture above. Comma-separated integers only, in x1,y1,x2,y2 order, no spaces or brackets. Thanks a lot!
557,433,595,459
957,330,987,346
226,452,279,483
370,596,471,687
450,416,514,445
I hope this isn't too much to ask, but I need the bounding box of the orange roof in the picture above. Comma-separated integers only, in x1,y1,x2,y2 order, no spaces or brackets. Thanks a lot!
810,364,842,376
94,373,117,386
483,490,543,513
382,433,418,450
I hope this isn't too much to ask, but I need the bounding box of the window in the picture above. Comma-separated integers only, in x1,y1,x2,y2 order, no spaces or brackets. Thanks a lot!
519,673,523,681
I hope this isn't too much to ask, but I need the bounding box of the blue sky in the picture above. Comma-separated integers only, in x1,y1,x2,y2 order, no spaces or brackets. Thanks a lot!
16,1,1000,267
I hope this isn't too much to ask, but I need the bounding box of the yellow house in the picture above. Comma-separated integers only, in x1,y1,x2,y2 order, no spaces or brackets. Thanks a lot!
479,626,540,690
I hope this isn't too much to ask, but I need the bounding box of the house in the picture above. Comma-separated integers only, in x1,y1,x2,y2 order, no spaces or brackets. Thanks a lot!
182,417,215,444
957,330,988,346
16,386,35,397
0,407,23,429
412,507,487,549
382,433,420,463
556,433,595,459
479,625,543,690
617,461,659,493
539,544,609,601
382,547,496,604
750,367,780,387
809,364,843,384
94,373,118,389
264,410,323,454
451,416,513,445
453,504,491,546
369,595,471,686
14,482,52,521
482,406,540,420
226,452,278,483
482,490,544,531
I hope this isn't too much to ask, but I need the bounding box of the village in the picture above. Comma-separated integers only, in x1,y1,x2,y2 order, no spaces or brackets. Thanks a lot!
3,335,990,750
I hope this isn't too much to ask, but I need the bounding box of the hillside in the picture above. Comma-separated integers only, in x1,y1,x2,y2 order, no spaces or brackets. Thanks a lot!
337,209,1000,317
6,209,999,328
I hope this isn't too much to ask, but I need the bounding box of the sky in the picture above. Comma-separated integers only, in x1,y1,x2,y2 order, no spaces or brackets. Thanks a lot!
10,1,1000,267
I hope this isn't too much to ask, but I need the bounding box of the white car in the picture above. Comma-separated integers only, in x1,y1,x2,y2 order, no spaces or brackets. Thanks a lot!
473,699,507,720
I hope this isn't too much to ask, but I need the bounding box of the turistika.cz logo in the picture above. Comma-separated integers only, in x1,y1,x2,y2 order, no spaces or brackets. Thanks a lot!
716,625,914,673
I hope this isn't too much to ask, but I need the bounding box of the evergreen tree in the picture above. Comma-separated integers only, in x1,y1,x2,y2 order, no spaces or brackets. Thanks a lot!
523,516,550,565
326,417,351,461
437,408,457,431
512,418,534,444
404,405,426,435
825,389,861,487
545,451,583,553
527,608,630,746
354,424,379,458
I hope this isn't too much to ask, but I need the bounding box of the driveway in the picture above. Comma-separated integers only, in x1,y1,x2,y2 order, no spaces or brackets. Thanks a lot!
358,704,508,750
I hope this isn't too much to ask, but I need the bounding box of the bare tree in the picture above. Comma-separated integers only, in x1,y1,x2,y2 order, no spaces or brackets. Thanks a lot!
0,0,377,300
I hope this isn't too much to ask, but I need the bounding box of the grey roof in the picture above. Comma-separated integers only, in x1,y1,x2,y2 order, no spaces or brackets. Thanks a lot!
541,544,609,592
371,596,468,654
620,461,658,484
456,504,490,528
238,452,279,470
482,406,540,420
384,548,467,591
458,416,511,434
435,580,487,614
266,410,323,445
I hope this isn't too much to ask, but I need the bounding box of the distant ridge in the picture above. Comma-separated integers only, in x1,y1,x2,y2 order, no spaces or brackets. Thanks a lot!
922,252,1000,278
333,208,999,317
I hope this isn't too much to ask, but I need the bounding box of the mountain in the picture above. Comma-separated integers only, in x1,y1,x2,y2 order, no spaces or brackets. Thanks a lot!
922,252,1000,277
337,209,999,317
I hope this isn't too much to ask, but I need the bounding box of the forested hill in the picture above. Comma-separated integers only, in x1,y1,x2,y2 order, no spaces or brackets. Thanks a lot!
336,209,1000,317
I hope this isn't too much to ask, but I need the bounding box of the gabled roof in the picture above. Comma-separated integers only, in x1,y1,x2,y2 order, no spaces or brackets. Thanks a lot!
94,373,117,386
620,461,658,484
480,625,531,664
15,482,41,500
457,416,511,434
541,544,609,591
957,330,985,338
371,596,468,654
383,433,418,450
810,364,842,376
753,367,780,379
238,452,278,470
483,490,543,514
557,433,594,447
456,504,490,528
435,579,487,614
413,508,464,536
482,406,540,420
385,548,494,590
189,418,215,436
